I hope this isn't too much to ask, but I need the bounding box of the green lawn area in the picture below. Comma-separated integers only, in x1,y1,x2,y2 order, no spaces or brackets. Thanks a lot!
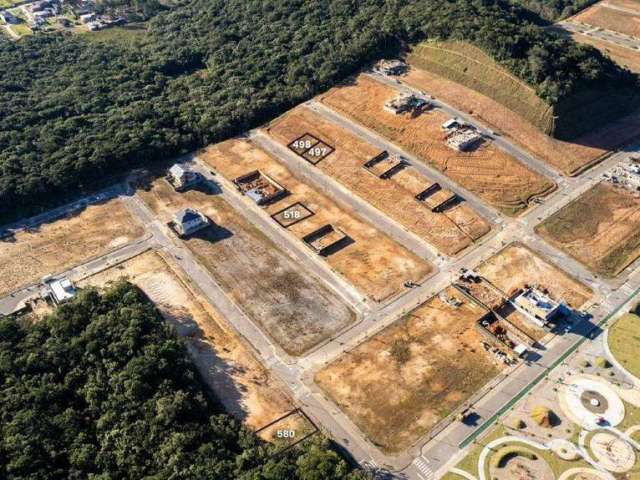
0,0,19,8
9,23,32,37
609,313,640,379
444,424,591,479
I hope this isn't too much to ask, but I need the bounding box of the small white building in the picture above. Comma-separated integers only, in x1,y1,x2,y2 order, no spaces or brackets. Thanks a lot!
172,208,210,237
513,287,561,327
442,118,464,132
79,12,96,23
167,164,201,191
42,278,77,305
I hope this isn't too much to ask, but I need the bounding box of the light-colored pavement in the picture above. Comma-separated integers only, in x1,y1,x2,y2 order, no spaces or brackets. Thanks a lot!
558,20,640,50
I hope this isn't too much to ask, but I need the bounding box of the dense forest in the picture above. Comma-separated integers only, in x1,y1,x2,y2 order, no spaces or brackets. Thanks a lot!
0,0,637,222
0,281,368,479
510,0,599,20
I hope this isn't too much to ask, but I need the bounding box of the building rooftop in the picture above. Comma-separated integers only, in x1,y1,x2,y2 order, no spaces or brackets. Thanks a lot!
174,208,204,225
48,278,76,304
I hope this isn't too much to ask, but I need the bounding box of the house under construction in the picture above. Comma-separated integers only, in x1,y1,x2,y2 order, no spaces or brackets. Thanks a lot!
233,170,288,206
383,93,429,115
415,182,458,212
363,151,408,179
302,224,353,256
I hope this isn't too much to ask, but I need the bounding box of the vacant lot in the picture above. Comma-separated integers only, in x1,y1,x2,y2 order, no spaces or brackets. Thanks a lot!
536,182,640,278
138,178,354,355
315,286,502,453
265,107,491,254
608,312,640,379
477,243,593,308
201,139,433,302
573,1,640,38
79,250,296,431
319,76,555,215
404,57,640,176
0,199,144,296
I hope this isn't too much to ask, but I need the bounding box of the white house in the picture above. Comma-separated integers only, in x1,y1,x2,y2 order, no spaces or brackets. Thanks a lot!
168,163,201,191
172,208,210,237
42,277,77,305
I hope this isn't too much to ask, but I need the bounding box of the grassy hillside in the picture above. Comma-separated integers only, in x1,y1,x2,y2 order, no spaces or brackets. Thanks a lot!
408,41,556,134
407,39,640,140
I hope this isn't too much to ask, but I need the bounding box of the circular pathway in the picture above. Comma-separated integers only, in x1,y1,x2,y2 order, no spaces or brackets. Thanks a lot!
559,376,625,430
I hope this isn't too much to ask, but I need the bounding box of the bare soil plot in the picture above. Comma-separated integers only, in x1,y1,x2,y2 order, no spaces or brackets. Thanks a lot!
138,179,354,355
573,1,640,38
315,286,503,453
476,243,593,308
536,182,640,278
566,30,640,73
200,139,433,302
319,76,555,216
265,106,491,254
78,250,296,431
256,410,316,445
403,65,640,176
0,199,144,296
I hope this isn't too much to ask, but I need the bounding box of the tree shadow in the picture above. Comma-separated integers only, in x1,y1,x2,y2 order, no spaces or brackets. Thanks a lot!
160,304,250,422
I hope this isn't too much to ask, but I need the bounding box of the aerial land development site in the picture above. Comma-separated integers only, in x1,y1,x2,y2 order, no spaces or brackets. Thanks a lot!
5,1,640,479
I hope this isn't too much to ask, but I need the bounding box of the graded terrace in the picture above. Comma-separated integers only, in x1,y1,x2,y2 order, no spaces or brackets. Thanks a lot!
200,138,433,303
318,75,555,216
138,175,355,356
265,105,491,254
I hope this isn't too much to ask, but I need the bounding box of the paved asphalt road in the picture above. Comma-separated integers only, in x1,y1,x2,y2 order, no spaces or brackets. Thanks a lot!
558,20,640,50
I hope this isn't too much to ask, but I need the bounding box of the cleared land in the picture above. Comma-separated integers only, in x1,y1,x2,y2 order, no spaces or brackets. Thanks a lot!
78,250,296,432
315,286,503,453
265,106,491,254
573,0,640,38
609,313,640,384
536,182,640,278
477,243,593,309
201,139,433,302
0,199,144,296
319,75,555,216
405,42,640,175
138,178,354,356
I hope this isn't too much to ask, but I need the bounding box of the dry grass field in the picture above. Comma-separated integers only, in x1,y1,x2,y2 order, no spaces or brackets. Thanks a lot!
315,286,503,453
319,75,555,215
566,31,640,73
138,179,354,355
402,64,640,176
477,243,593,308
573,1,640,38
200,139,433,302
0,199,144,296
79,250,296,432
536,182,640,278
265,106,491,254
